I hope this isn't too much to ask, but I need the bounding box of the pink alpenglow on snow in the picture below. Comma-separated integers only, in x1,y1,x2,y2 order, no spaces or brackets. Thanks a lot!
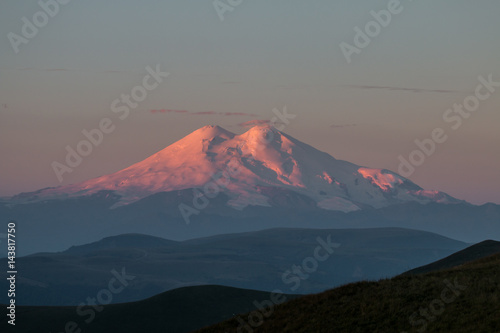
9,125,464,211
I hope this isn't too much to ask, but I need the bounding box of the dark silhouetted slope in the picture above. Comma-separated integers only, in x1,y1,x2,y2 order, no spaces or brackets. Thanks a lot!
404,239,500,275
1,285,298,333
197,253,500,333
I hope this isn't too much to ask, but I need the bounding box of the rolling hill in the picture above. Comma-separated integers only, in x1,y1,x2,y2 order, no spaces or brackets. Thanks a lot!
197,249,500,332
1,285,298,333
0,228,467,306
403,239,500,275
3,238,498,333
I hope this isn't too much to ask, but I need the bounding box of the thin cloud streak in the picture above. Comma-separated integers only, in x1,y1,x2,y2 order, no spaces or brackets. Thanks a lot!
5,67,143,74
150,109,258,117
150,109,188,113
238,119,271,128
344,84,462,94
330,123,357,129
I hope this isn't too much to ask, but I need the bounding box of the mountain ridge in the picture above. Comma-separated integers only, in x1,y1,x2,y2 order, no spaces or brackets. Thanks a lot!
6,125,463,211
4,240,498,333
0,227,467,306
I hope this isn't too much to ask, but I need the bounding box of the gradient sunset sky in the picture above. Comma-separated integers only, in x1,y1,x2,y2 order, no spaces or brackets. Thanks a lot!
1,1,499,204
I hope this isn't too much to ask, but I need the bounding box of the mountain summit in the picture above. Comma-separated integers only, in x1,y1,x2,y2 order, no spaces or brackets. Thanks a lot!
11,125,461,211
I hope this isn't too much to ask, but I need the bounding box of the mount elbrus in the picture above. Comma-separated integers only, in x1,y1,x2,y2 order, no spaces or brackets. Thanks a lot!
8,125,461,211
5,125,495,256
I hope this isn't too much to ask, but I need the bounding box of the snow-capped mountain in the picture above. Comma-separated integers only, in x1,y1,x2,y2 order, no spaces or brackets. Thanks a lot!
9,125,461,212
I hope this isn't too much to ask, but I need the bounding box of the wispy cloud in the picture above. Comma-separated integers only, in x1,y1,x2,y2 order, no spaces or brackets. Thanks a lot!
150,109,258,117
330,123,357,129
191,111,218,115
150,109,188,113
223,112,257,116
274,83,327,91
344,84,462,94
7,67,142,74
238,119,271,128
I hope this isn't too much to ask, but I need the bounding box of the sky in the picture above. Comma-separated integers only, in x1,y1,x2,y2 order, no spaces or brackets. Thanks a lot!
0,0,499,205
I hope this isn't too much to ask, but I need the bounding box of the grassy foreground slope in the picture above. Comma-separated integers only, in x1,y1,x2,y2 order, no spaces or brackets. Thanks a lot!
404,240,500,275
197,253,500,333
1,285,298,333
